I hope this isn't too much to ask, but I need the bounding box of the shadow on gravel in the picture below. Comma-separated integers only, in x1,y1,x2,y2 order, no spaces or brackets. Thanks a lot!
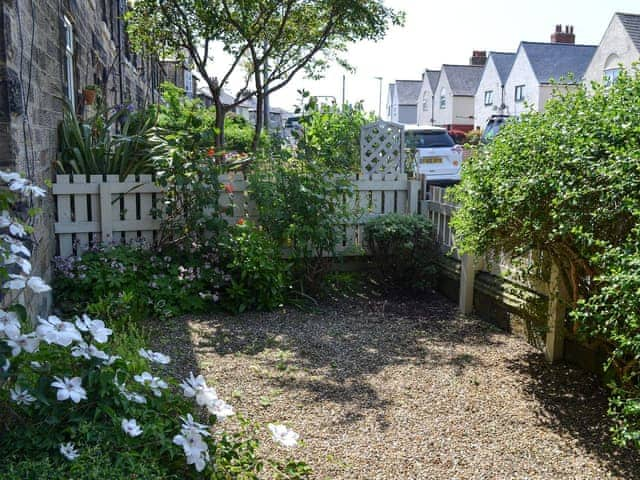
506,352,640,479
188,291,502,421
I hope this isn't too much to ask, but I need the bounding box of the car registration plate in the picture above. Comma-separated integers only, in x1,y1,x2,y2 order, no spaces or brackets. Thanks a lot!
421,157,442,164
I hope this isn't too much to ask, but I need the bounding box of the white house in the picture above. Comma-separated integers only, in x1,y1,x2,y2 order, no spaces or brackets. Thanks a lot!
473,52,516,129
386,80,422,124
416,70,440,125
584,12,640,86
504,40,597,117
432,64,483,132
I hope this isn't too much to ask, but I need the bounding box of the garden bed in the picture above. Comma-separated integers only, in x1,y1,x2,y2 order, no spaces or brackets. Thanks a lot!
147,291,639,479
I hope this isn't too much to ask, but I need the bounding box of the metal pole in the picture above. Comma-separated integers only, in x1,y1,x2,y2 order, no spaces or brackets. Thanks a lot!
374,76,382,119
263,42,270,132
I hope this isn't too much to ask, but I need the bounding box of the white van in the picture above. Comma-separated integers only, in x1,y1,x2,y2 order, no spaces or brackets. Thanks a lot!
404,125,463,185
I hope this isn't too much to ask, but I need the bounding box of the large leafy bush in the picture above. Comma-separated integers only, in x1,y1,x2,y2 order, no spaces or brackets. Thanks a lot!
448,66,640,448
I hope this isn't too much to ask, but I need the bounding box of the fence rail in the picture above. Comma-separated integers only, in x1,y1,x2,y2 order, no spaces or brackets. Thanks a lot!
53,173,420,258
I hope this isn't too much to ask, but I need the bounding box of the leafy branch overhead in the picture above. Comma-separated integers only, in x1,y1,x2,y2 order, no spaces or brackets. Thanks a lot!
126,0,404,148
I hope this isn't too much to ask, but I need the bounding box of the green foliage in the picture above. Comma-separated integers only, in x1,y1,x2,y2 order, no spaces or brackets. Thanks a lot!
365,214,436,288
448,65,640,448
249,157,353,289
53,245,226,320
296,101,376,172
56,101,156,179
224,113,259,153
220,223,289,313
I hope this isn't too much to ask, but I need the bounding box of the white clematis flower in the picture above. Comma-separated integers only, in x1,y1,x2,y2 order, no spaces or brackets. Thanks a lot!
138,348,170,364
0,310,21,339
5,332,40,357
37,316,82,347
115,380,147,404
3,275,51,293
173,416,211,473
59,442,79,460
51,376,87,403
268,424,299,448
10,385,36,405
121,418,143,437
206,398,235,421
75,315,112,343
133,371,168,397
180,372,217,407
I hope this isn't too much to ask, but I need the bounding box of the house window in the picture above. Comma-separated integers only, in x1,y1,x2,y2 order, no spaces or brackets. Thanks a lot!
514,85,525,102
63,16,75,110
184,70,193,98
484,90,493,106
439,88,446,109
604,68,620,87
422,92,428,111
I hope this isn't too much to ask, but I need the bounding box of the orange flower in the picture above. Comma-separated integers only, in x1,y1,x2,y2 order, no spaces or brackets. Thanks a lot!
224,183,233,194
207,147,215,157
237,218,245,225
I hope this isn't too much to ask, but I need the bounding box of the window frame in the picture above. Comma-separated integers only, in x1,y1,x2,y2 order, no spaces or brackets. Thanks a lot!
484,90,493,106
604,67,620,87
63,15,75,111
439,87,446,109
514,84,525,103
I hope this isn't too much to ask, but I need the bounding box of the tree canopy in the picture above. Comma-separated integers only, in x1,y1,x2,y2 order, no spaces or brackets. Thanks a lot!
127,0,404,148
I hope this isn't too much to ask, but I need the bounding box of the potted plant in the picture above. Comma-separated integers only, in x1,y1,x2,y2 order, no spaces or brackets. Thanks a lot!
83,85,100,105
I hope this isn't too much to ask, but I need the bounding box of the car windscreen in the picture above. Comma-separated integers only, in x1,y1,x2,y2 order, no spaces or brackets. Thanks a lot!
406,131,454,148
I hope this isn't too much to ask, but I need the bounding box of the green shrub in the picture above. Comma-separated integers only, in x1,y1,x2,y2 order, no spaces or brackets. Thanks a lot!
220,223,289,313
365,214,436,289
448,65,640,449
296,100,375,172
250,157,354,290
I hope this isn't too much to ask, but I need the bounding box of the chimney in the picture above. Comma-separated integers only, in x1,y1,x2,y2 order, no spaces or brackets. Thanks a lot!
470,50,487,66
551,24,575,44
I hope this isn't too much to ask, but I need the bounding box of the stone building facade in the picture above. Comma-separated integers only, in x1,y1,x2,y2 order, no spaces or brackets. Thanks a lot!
0,0,161,315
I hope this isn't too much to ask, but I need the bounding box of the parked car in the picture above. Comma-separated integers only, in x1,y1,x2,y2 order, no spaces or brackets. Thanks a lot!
480,114,511,143
404,125,463,185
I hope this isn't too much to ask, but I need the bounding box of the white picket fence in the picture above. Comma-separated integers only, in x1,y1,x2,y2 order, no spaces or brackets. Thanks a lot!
53,173,420,257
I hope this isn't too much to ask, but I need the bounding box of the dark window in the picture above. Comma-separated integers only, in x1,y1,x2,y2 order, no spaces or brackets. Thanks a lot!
484,90,493,106
406,131,455,148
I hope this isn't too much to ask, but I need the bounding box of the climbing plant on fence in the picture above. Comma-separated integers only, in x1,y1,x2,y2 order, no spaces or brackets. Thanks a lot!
448,66,640,449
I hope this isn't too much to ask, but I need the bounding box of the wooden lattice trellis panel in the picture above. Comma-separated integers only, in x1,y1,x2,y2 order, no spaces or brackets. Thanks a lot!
360,120,405,176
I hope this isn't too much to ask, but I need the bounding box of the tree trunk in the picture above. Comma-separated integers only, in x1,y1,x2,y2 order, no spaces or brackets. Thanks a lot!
253,91,264,151
214,99,225,150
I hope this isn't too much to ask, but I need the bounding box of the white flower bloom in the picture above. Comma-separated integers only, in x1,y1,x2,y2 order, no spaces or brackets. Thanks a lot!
4,275,51,293
51,376,87,403
134,371,167,397
10,385,36,405
37,315,82,347
115,380,147,404
121,418,143,437
59,442,79,461
7,177,29,192
5,332,39,356
0,310,21,339
22,184,46,197
2,235,30,257
103,354,120,366
75,315,112,343
0,172,22,183
268,424,299,448
4,254,31,274
8,222,26,238
138,348,170,365
179,414,211,437
70,342,91,360
206,398,234,421
173,423,210,473
2,358,10,372
180,372,217,406
30,361,42,369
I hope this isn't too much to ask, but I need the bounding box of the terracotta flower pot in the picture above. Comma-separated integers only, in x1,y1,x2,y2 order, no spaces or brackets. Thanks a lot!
83,89,97,105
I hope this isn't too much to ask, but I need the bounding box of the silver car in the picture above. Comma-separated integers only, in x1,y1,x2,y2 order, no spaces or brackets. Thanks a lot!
405,125,463,185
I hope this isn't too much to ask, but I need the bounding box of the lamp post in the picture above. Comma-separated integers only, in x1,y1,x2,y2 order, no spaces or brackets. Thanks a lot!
374,76,383,119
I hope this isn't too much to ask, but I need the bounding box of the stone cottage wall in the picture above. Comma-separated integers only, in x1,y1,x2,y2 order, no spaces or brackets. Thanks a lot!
0,0,160,317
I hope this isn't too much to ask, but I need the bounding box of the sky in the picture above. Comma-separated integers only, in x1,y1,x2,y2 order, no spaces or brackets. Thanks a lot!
227,0,640,116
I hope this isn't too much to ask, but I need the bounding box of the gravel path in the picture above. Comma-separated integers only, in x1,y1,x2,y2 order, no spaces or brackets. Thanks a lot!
148,291,639,479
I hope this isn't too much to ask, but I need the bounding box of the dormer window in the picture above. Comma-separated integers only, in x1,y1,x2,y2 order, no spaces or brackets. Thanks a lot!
515,85,525,102
484,90,493,106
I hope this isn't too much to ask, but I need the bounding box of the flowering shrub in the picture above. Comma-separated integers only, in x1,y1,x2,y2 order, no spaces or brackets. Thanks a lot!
0,172,310,477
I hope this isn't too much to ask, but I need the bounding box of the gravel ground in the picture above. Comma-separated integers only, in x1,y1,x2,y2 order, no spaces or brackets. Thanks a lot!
148,291,639,480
